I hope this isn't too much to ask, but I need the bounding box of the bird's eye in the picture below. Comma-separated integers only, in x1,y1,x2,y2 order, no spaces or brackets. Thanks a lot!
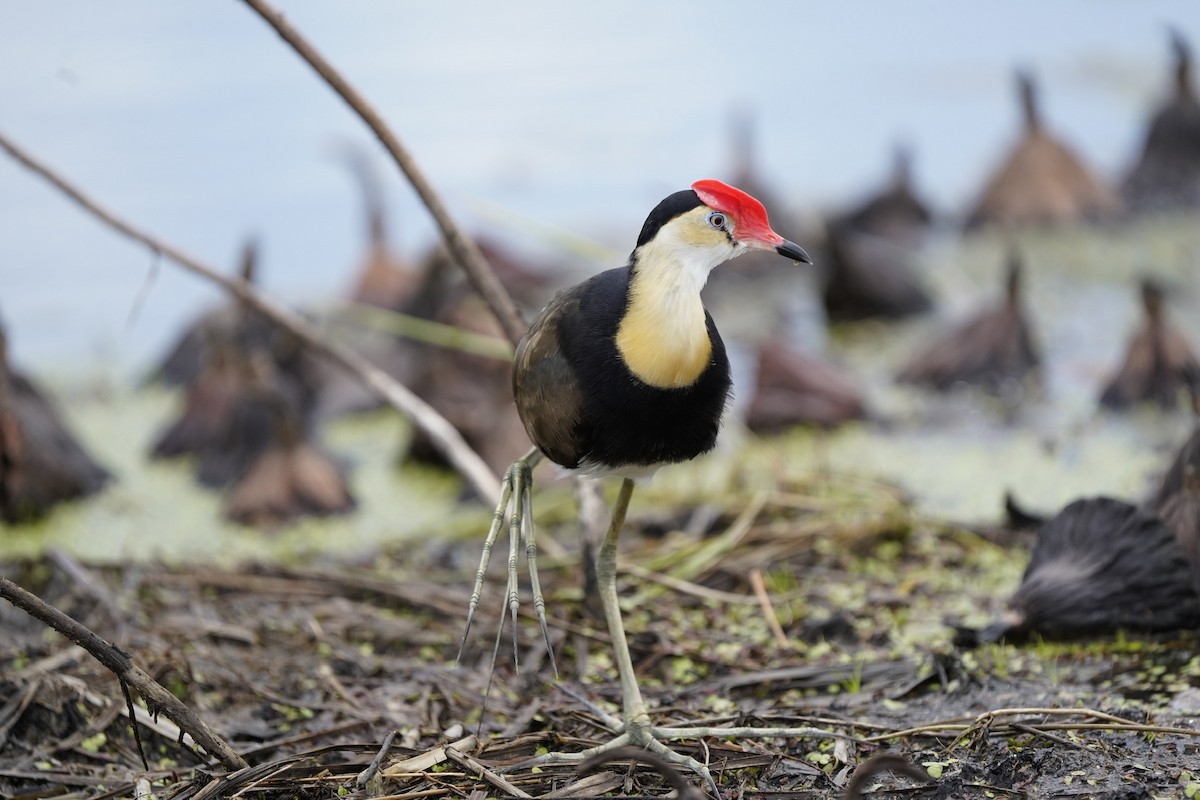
706,211,727,230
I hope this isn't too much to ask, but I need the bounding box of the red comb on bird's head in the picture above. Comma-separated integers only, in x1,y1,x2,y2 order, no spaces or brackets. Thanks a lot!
691,179,781,246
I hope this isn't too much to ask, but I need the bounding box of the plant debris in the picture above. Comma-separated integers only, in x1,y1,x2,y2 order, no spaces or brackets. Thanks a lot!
3,475,1199,799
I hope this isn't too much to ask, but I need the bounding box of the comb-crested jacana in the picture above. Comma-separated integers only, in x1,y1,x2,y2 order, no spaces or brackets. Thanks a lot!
457,179,810,789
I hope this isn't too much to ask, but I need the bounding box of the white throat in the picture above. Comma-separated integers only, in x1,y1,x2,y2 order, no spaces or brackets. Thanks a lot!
635,224,742,289
615,229,742,389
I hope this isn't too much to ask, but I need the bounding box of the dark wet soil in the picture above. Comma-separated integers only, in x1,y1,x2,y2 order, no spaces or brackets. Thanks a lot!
2,474,1199,799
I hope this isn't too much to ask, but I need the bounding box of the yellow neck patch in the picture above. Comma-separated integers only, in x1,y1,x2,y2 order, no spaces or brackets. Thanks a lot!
615,247,714,389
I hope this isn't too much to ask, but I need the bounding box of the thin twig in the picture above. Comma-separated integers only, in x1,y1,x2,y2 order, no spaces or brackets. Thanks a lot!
443,745,533,798
0,576,248,771
357,729,399,787
860,706,1200,744
332,302,514,361
552,682,624,732
960,783,1028,797
664,490,767,583
124,251,161,335
1009,722,1096,755
748,568,790,648
621,563,759,604
118,678,150,769
239,0,527,347
0,130,501,502
383,735,477,776
46,548,125,624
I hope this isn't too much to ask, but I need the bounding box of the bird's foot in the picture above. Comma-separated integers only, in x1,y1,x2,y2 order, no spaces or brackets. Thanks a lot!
455,448,556,679
507,685,846,799
510,717,722,799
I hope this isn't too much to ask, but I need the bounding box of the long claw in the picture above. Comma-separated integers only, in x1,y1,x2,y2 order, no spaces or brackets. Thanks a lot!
457,468,515,666
478,570,510,736
506,465,523,672
460,449,555,734
521,462,559,678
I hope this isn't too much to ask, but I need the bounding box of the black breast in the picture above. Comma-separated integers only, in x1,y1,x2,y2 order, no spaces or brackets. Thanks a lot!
553,266,732,472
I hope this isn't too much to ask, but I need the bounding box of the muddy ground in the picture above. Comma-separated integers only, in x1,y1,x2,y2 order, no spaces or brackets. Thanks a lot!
2,470,1198,800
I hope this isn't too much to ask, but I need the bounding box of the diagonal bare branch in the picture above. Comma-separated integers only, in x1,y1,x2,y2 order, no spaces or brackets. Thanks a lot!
0,576,249,772
0,130,502,502
240,0,528,347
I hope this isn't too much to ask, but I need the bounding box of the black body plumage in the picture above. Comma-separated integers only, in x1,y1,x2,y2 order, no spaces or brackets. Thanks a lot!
513,264,731,474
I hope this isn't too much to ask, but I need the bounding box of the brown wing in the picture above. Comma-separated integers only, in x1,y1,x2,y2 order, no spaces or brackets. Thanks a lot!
512,285,588,469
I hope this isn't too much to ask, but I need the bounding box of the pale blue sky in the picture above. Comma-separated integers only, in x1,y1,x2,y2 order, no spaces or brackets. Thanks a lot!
1,2,1196,366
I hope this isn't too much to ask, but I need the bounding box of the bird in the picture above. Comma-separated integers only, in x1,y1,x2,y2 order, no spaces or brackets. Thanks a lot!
839,143,933,242
0,320,110,523
1098,277,1200,412
223,366,356,527
456,179,810,791
821,219,933,321
149,239,273,386
896,248,1042,398
978,496,1200,642
1122,28,1200,214
340,145,426,313
402,285,529,482
1151,423,1200,594
150,330,249,463
819,145,935,321
965,70,1120,228
146,239,323,422
744,335,869,433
